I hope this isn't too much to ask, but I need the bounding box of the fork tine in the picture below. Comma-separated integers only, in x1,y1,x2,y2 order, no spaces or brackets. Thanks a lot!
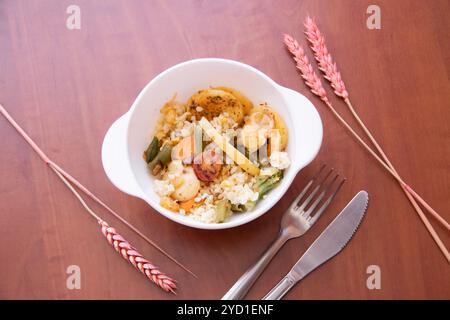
308,177,346,225
289,164,326,210
296,167,333,212
302,173,340,218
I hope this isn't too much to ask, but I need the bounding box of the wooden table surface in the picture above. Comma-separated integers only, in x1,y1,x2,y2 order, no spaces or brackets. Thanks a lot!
1,0,449,300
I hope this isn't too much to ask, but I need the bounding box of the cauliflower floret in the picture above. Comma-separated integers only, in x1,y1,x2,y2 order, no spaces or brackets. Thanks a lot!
190,203,218,223
170,120,194,139
220,172,247,189
260,166,279,176
224,184,259,205
269,151,291,170
219,171,259,205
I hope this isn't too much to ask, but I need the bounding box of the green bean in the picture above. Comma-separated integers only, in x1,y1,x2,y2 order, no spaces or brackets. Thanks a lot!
148,144,173,174
148,155,160,172
145,137,160,163
158,144,172,165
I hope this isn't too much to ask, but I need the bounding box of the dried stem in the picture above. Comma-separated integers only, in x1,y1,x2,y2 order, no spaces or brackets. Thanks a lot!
323,100,450,262
52,165,177,292
51,166,103,222
49,162,196,278
0,103,196,277
100,220,177,293
283,35,450,262
303,16,448,228
344,99,449,230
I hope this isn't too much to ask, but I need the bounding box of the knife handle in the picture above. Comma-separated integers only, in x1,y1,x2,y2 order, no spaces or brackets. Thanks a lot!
262,274,297,300
222,232,290,300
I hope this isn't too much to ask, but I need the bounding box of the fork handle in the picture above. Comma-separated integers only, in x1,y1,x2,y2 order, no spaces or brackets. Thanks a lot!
222,231,290,300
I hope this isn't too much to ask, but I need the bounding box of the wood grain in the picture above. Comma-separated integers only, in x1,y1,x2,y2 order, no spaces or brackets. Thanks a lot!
0,0,449,299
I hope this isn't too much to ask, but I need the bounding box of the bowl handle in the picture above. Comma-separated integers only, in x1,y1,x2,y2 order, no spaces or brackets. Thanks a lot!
278,85,323,172
101,113,143,198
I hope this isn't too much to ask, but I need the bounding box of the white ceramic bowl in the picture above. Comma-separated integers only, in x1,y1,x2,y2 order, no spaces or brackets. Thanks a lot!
102,58,322,230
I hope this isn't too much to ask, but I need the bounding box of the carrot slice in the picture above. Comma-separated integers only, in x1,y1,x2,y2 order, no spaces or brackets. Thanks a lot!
179,198,197,213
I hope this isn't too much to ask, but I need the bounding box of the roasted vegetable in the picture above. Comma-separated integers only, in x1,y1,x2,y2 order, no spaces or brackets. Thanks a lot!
187,89,245,124
254,169,283,198
230,201,256,213
158,144,172,165
248,110,275,129
148,144,173,173
212,86,253,115
239,123,268,153
248,104,288,151
230,170,283,213
215,199,231,223
192,147,222,182
144,137,160,163
199,117,260,176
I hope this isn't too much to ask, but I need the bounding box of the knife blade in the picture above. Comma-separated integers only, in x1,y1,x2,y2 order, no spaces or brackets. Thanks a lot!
263,190,369,300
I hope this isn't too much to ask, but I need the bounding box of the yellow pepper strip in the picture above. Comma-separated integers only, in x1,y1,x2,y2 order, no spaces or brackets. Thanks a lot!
199,117,260,176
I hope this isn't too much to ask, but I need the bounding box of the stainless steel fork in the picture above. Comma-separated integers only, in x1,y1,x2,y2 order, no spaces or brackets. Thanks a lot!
222,165,345,300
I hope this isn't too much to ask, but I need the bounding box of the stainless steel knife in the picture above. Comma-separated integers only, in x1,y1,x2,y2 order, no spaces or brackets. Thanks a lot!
262,190,369,300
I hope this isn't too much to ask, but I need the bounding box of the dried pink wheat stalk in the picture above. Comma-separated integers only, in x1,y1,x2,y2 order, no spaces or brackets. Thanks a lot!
50,165,178,294
283,35,394,177
100,220,177,293
284,34,329,102
303,16,449,234
287,20,449,262
0,104,186,292
304,16,349,99
0,103,195,278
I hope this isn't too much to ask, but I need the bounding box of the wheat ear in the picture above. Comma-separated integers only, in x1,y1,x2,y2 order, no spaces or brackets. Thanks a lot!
304,16,449,231
0,103,196,277
284,34,450,263
51,166,177,293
